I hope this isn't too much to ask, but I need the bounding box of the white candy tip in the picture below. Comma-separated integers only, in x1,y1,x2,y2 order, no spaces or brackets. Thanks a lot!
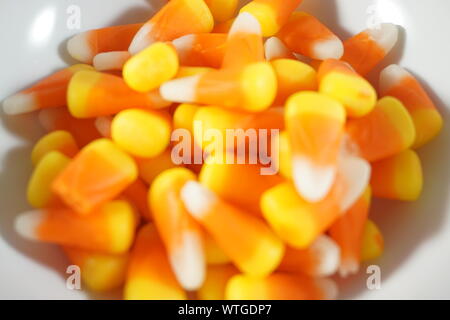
292,157,336,203
229,12,262,37
379,64,409,95
264,37,289,61
338,258,360,278
3,93,37,115
180,181,217,219
128,23,154,55
15,210,45,241
338,155,371,212
160,75,200,103
67,32,94,63
367,23,398,53
170,232,206,291
311,235,341,277
316,278,339,300
93,51,130,71
95,116,113,137
312,36,344,60
172,34,196,58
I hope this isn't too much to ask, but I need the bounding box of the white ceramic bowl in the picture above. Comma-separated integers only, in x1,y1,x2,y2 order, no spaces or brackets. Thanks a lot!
1,0,450,299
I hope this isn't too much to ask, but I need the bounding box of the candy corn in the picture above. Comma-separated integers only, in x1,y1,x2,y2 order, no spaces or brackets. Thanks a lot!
3,64,93,115
318,59,377,117
277,12,343,60
31,130,79,165
68,71,170,119
181,181,285,277
128,0,214,54
124,224,186,300
52,139,138,214
264,37,296,60
160,62,277,112
342,24,398,76
135,150,178,185
149,168,205,290
226,273,337,300
286,91,346,202
346,96,416,162
205,0,239,23
15,200,136,254
67,24,143,63
240,0,304,37
379,64,443,148
370,149,423,201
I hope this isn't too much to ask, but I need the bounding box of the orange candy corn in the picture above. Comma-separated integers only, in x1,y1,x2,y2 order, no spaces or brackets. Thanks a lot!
198,265,239,300
318,59,377,117
379,64,443,148
3,64,93,115
128,0,214,54
226,273,337,300
278,235,340,277
31,130,79,166
172,33,227,68
160,62,277,112
240,0,304,37
68,70,170,119
342,23,398,76
52,139,138,214
38,108,102,147
277,12,343,60
286,91,346,202
361,219,384,261
124,224,187,300
329,187,371,277
67,24,143,63
181,181,285,277
370,149,423,201
222,12,264,69
15,200,136,254
346,96,416,162
135,150,179,185
64,247,129,292
149,168,206,290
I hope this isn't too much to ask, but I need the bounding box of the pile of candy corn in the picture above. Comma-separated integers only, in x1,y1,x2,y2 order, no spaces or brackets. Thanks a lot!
3,0,443,300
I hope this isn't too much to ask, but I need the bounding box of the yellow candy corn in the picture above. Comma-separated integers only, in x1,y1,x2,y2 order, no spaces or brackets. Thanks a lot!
64,247,129,292
111,109,172,158
123,42,179,92
27,151,71,208
204,232,231,265
361,220,384,261
31,130,79,166
205,0,239,23
198,265,239,300
173,103,201,133
370,149,423,201
278,131,293,179
318,59,377,118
